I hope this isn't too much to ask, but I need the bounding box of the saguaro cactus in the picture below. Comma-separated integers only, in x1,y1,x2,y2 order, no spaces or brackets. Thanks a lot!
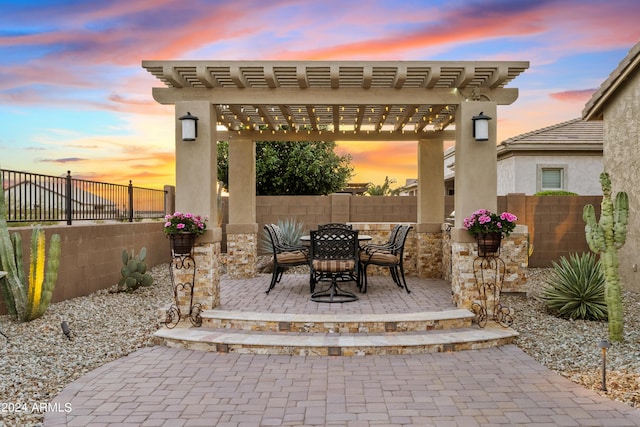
583,172,628,342
0,169,61,321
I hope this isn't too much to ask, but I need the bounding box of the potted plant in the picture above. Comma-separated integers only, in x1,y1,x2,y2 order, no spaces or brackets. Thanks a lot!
463,209,517,256
164,212,208,255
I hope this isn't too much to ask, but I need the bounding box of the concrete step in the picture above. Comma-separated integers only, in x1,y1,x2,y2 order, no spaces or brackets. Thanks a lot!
153,322,518,356
200,308,475,333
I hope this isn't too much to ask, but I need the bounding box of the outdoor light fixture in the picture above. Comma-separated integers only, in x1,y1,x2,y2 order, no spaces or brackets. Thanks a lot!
472,112,492,141
598,339,611,392
179,112,199,141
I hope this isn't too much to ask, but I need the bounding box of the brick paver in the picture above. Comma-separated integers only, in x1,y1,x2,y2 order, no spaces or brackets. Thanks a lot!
45,344,640,426
218,274,457,314
43,274,640,425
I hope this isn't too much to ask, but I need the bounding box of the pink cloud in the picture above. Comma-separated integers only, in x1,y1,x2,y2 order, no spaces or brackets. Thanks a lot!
549,89,597,103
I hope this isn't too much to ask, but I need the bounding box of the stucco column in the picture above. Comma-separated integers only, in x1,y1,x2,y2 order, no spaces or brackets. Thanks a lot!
226,138,258,278
173,101,221,312
416,139,445,278
450,101,498,311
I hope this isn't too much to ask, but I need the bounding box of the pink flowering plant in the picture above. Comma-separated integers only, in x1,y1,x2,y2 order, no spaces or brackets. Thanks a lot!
463,209,518,237
163,212,208,236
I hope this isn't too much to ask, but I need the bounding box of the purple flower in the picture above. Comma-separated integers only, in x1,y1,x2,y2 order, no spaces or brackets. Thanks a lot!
177,223,186,230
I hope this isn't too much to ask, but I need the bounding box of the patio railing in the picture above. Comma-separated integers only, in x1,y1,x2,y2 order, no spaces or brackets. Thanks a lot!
1,169,166,224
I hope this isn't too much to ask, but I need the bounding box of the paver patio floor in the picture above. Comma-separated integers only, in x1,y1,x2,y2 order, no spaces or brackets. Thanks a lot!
44,274,640,426
45,344,640,426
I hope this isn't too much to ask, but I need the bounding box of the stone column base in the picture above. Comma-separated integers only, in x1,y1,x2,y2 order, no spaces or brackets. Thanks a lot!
172,229,222,312
226,224,258,279
415,223,444,279
450,227,529,313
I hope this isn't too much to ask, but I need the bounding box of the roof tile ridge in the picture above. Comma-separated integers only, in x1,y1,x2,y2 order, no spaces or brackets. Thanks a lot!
500,118,581,145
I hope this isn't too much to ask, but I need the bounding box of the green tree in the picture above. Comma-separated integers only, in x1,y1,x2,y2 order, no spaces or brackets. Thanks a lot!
366,176,400,196
217,141,353,195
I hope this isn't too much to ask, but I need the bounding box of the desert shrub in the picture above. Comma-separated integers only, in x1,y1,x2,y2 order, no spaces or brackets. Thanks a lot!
542,252,607,320
534,190,578,196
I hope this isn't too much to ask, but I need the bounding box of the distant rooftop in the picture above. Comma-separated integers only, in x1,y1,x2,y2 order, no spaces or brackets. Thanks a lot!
498,118,603,153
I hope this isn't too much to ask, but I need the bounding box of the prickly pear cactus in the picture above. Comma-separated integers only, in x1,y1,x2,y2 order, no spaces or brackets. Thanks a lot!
117,247,153,292
583,172,628,342
0,167,61,321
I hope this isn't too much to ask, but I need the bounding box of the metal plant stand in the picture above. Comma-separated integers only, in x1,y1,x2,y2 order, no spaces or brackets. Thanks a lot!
472,253,513,328
164,250,202,329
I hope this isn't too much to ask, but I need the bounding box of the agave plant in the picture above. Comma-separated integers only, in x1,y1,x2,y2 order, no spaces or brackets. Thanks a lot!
542,252,607,321
259,217,305,254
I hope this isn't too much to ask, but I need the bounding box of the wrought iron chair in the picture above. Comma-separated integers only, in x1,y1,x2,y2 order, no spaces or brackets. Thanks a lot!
359,225,413,294
309,227,360,303
263,224,310,294
359,224,402,253
317,223,353,230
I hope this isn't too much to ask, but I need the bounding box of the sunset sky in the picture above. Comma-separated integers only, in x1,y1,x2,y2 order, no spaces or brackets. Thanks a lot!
1,0,640,189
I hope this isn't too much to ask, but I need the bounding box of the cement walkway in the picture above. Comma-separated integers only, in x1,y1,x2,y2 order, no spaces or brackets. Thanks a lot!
45,344,640,426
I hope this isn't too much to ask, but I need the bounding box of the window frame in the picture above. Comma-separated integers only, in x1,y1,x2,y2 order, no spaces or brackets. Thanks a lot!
537,164,567,192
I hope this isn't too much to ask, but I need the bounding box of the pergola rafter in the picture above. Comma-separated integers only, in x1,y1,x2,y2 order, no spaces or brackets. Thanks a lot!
144,60,528,142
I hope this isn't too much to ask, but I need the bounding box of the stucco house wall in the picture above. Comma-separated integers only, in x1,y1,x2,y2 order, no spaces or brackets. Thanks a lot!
601,69,640,293
497,155,603,195
583,40,640,293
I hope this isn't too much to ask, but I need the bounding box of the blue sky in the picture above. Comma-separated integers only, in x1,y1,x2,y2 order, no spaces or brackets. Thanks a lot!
1,0,639,188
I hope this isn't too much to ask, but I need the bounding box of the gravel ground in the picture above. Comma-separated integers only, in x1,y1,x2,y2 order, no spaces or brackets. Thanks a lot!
503,268,640,411
0,265,638,426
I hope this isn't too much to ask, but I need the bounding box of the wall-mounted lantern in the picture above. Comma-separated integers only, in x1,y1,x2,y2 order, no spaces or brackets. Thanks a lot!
472,112,492,141
179,112,199,141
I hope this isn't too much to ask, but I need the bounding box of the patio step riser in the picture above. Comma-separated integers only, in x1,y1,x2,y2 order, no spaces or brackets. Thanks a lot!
156,336,516,356
201,317,472,333
153,320,518,356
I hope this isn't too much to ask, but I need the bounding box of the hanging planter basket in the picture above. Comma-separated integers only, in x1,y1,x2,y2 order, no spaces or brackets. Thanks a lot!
476,232,502,257
169,233,196,256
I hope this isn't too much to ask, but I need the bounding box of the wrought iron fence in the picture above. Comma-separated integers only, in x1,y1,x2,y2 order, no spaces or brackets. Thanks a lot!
1,169,166,224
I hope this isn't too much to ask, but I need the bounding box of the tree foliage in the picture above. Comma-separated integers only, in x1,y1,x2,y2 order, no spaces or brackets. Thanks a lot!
366,176,400,196
217,141,353,195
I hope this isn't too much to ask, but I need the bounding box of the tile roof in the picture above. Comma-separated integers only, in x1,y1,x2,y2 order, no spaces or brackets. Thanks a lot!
583,41,640,120
499,118,603,148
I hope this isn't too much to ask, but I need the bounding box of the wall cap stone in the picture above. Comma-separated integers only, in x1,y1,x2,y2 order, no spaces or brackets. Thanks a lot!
226,223,258,234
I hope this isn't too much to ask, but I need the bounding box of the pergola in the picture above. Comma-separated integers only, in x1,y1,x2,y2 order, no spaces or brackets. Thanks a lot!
143,60,529,309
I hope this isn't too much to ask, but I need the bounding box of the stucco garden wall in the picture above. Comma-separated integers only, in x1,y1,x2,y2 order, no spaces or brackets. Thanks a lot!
248,194,596,269
602,69,640,293
1,193,610,314
0,222,170,315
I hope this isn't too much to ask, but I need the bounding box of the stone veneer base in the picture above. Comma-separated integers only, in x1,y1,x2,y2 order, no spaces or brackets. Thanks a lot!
154,324,517,356
154,309,518,356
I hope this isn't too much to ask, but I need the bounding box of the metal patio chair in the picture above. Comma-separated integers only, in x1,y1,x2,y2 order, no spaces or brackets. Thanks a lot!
359,225,413,294
263,224,310,294
309,227,359,303
359,224,402,253
317,223,353,230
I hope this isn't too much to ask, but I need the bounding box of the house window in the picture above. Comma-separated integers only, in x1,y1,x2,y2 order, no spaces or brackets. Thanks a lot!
539,167,565,191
